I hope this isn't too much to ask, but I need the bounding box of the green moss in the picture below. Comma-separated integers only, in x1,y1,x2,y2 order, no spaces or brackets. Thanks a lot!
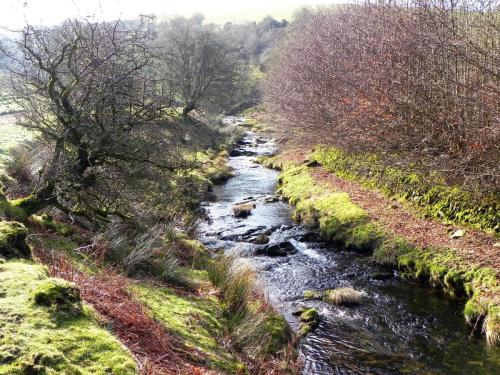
485,305,500,347
294,308,320,336
373,237,414,265
187,149,233,186
303,290,322,300
0,260,136,374
0,221,30,259
299,308,319,323
30,278,81,313
312,146,499,234
261,314,290,354
131,280,245,373
240,118,265,131
0,195,27,221
278,165,383,252
31,215,74,236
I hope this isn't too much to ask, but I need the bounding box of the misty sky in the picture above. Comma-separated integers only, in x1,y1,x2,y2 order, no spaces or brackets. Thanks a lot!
1,0,346,28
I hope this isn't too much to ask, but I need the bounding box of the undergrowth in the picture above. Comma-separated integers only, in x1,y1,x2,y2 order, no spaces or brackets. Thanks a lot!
312,147,499,234
206,255,298,373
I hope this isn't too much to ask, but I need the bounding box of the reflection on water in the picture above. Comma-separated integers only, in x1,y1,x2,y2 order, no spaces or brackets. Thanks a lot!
198,119,500,375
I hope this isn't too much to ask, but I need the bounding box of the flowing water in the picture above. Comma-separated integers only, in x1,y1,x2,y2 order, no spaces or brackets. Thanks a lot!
198,118,500,375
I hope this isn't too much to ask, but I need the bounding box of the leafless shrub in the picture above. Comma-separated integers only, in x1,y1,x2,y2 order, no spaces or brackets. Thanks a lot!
265,1,499,189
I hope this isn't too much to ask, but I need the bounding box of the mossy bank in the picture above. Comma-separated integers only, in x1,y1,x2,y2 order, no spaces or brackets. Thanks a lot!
0,260,136,375
262,154,499,347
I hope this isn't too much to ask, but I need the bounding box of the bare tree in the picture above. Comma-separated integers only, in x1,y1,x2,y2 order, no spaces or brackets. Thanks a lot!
157,16,240,117
2,18,184,222
265,1,499,189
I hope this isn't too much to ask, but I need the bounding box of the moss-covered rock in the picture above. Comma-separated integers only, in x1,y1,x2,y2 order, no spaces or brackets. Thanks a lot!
293,307,320,336
252,233,270,245
0,221,30,259
303,290,322,300
484,305,500,347
0,260,136,374
30,278,82,313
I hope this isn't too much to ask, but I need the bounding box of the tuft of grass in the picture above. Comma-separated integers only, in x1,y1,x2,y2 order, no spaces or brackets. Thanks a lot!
233,202,256,218
0,259,137,375
207,255,293,359
223,266,256,315
207,254,234,287
325,287,364,306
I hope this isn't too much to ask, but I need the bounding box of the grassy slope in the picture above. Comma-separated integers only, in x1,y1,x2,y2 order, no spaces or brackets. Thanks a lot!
0,113,291,373
262,155,499,346
0,259,137,375
132,270,245,373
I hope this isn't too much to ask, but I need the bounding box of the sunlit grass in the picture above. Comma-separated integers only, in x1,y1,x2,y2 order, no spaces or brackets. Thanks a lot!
0,117,32,170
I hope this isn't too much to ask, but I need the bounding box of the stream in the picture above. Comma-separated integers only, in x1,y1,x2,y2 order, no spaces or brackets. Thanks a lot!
198,118,500,375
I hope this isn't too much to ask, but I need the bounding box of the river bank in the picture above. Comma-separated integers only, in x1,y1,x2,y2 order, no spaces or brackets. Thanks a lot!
198,118,499,374
0,113,295,374
258,145,499,346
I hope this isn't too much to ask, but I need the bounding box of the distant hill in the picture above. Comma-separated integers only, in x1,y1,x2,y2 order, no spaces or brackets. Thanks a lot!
158,3,343,24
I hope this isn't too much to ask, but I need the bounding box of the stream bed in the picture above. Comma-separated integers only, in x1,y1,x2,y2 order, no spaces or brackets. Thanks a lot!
198,119,500,375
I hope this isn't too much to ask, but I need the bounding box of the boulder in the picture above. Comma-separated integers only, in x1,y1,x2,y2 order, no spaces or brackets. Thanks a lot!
30,278,82,313
298,232,322,242
264,196,280,203
255,241,297,256
293,307,320,336
252,234,270,245
0,221,30,259
370,271,393,281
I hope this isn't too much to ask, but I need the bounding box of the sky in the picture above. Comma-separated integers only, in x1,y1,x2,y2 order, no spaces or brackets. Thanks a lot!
0,0,347,29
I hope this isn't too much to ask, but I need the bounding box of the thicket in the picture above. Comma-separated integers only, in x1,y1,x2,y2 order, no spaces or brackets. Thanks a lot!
265,0,499,192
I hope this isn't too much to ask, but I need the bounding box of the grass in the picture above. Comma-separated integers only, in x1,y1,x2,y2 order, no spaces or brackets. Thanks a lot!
0,259,137,375
325,287,364,306
233,202,256,218
131,276,246,373
0,121,32,171
279,165,383,251
187,149,234,187
206,255,292,360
